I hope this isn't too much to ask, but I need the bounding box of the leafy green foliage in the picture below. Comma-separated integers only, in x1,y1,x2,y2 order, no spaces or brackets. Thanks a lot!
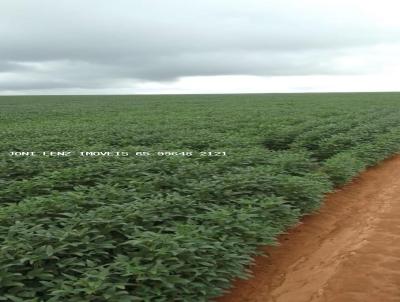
1,92,400,301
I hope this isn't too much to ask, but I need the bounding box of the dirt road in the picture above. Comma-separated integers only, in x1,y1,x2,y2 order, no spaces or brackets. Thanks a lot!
217,155,400,302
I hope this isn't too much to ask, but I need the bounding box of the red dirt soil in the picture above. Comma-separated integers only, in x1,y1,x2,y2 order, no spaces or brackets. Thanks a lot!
216,155,400,302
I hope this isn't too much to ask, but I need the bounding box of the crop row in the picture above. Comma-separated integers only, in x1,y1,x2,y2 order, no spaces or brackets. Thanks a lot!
1,93,400,301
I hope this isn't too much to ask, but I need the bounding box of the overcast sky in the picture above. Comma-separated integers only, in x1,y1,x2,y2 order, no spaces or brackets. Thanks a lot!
1,0,400,95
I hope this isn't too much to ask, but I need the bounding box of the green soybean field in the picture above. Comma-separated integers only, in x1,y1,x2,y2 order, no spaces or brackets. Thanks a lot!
1,92,400,301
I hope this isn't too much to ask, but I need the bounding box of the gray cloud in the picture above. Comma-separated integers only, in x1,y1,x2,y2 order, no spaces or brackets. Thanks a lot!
1,0,400,92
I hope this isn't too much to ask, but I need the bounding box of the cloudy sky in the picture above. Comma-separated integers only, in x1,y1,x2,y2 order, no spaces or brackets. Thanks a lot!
1,0,400,95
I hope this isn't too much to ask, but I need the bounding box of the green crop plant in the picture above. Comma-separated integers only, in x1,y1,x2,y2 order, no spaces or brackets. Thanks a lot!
1,92,400,301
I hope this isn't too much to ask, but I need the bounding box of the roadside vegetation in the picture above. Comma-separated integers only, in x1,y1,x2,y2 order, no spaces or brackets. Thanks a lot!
1,93,400,301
